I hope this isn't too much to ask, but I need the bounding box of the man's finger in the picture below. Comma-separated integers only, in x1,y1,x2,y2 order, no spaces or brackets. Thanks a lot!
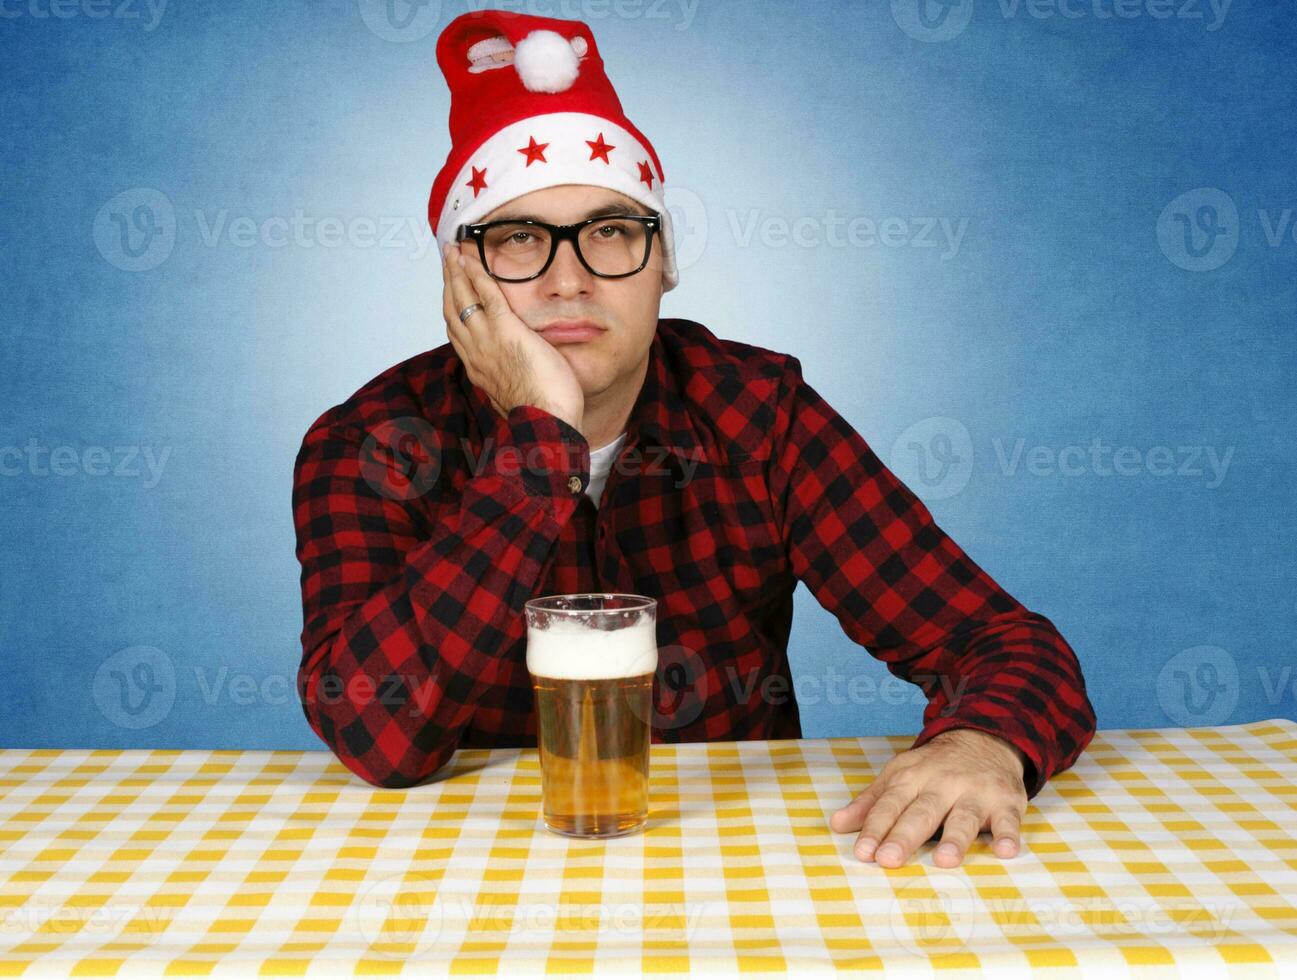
829,777,884,834
458,247,511,319
871,790,950,868
444,244,485,326
852,786,914,862
989,805,1022,858
931,800,986,868
446,317,470,355
442,250,462,329
443,260,478,362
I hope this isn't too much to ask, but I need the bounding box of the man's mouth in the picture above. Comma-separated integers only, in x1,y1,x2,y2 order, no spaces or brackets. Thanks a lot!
538,320,606,344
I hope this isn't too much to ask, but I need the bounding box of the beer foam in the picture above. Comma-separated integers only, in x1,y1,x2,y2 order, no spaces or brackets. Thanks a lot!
526,616,658,680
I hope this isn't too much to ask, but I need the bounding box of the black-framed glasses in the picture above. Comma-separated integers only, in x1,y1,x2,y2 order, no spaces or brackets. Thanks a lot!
455,211,662,282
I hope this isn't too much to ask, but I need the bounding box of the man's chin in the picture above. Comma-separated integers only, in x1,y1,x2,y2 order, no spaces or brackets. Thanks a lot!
554,342,602,362
562,359,610,396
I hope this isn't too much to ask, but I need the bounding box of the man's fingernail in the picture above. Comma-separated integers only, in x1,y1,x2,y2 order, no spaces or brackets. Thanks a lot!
457,253,465,266
876,843,902,863
855,837,876,857
937,843,959,859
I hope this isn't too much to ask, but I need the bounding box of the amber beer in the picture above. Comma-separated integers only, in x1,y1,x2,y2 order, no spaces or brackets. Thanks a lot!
524,594,658,838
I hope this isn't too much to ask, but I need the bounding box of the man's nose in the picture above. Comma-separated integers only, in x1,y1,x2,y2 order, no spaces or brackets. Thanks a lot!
541,237,594,298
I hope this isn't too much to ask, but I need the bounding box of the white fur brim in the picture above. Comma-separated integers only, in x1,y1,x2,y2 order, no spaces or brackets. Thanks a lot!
435,113,678,292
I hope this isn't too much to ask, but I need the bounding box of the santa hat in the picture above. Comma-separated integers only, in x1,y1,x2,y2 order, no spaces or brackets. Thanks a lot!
427,9,678,291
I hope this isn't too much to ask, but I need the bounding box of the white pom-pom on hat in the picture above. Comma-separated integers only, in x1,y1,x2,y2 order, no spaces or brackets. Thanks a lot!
513,29,581,93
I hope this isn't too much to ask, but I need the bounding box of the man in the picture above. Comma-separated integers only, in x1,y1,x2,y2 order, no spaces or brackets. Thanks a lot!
292,8,1097,870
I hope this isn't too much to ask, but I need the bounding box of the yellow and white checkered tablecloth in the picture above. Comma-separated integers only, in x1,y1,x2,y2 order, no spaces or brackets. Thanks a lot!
1,719,1295,977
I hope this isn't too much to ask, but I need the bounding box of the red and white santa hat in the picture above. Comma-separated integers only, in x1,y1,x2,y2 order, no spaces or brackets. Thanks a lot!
427,9,678,291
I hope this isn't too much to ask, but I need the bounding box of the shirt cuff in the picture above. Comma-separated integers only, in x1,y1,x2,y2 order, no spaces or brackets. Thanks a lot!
488,404,591,499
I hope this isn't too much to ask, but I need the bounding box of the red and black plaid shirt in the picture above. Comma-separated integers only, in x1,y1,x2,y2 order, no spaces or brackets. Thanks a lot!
293,318,1096,794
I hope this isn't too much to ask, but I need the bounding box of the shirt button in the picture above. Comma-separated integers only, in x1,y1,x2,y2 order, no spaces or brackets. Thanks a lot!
567,475,582,493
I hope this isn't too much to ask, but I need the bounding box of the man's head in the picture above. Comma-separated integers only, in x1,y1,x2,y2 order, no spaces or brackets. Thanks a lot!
455,183,664,400
428,9,680,312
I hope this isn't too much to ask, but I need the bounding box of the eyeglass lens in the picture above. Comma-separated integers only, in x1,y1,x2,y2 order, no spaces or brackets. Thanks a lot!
481,219,650,279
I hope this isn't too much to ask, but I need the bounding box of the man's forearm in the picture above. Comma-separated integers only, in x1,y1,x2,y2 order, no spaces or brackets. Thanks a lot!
765,356,1096,801
294,405,590,788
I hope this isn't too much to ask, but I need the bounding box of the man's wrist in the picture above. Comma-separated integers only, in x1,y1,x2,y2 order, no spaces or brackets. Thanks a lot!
530,401,583,433
931,727,1027,778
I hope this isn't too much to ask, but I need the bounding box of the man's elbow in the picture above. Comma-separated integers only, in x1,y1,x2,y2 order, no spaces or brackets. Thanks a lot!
311,719,458,789
345,753,455,789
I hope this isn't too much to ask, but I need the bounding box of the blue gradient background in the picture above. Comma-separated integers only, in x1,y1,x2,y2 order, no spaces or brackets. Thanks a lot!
2,0,1293,749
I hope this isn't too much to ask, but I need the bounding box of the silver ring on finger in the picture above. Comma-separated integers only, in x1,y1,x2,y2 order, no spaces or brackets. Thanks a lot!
458,303,483,324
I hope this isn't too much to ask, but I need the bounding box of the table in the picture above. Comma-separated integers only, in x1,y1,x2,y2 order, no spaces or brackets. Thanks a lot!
1,719,1295,977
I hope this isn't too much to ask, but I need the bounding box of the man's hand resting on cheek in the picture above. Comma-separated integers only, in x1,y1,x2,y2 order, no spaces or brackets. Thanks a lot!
441,242,585,432
830,728,1029,869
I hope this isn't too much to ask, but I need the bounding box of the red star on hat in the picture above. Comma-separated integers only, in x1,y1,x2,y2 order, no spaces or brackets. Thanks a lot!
517,136,549,166
466,166,488,197
636,160,654,189
586,132,615,164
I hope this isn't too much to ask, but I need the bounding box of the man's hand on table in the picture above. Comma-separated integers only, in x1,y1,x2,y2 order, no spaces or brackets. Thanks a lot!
829,727,1029,868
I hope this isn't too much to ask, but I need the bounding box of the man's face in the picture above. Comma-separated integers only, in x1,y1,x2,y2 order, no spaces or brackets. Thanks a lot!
454,184,665,399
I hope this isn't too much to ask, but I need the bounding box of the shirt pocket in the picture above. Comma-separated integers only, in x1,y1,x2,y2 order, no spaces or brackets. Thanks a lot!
696,457,791,607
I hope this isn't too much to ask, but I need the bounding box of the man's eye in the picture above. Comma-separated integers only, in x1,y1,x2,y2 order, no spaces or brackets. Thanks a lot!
509,231,534,244
594,224,623,238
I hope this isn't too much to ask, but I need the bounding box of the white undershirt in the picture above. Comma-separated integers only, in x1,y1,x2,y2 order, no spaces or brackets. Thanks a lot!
586,431,627,507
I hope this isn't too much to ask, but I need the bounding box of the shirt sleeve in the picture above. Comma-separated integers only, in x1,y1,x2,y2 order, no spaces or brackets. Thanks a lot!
766,357,1097,799
292,404,589,788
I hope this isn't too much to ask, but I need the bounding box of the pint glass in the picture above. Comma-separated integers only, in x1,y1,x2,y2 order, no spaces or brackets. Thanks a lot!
524,593,658,838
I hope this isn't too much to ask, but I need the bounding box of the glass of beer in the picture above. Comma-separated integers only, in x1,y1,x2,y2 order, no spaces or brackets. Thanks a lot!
524,593,658,838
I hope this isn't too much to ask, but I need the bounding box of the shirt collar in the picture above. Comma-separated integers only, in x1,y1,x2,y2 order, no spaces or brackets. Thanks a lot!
456,324,707,469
